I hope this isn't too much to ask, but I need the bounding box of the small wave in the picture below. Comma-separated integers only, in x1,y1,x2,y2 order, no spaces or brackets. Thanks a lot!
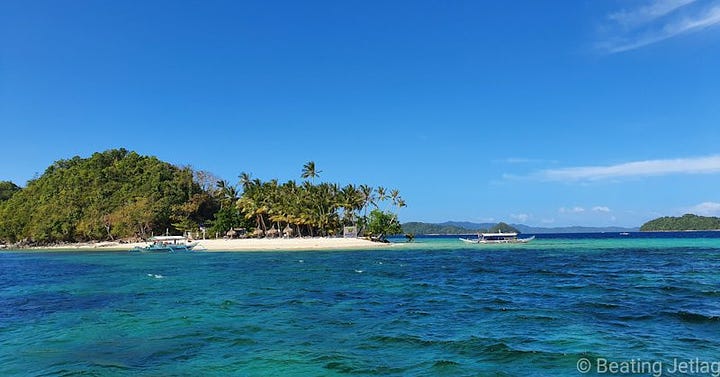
660,285,684,292
432,359,460,368
147,274,164,279
231,337,257,346
582,301,622,309
673,310,720,323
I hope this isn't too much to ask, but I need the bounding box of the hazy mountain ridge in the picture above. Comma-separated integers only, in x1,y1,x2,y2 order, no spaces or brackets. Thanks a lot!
403,221,638,235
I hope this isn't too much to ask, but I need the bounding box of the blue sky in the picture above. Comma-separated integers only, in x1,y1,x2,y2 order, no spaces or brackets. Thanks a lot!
2,0,720,227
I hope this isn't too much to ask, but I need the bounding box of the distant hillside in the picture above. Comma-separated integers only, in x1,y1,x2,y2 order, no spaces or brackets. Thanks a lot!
402,221,519,235
640,214,720,231
401,222,478,235
402,221,638,235
512,224,638,234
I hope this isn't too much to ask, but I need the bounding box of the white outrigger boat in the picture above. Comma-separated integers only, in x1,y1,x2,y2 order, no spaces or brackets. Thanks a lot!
459,231,535,244
131,236,200,252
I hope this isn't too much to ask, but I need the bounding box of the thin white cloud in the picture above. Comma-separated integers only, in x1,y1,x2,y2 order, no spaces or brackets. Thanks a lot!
536,155,720,182
559,206,585,214
609,0,697,27
592,206,611,213
688,201,720,216
599,0,720,53
510,213,530,222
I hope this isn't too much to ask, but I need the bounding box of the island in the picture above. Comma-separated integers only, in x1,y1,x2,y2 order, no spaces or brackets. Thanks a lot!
640,214,720,231
0,149,406,249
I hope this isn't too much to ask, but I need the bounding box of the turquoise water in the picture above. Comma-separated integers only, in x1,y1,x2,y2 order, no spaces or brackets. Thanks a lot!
2,234,720,376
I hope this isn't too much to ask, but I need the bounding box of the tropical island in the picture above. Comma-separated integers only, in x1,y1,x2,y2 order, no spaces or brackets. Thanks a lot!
640,214,720,231
0,149,405,249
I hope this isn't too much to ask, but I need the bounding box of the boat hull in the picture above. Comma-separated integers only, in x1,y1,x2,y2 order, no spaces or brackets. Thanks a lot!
459,236,535,244
131,242,199,253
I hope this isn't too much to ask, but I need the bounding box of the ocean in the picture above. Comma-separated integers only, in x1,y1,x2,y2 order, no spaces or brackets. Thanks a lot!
2,232,720,376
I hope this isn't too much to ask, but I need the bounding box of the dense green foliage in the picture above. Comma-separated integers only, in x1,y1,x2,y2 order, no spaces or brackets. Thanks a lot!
365,210,403,241
235,172,405,238
0,149,215,243
0,151,406,244
640,214,720,231
0,181,21,201
402,221,519,235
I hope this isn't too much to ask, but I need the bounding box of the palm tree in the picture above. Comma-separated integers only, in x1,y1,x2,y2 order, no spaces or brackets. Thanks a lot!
390,189,406,208
239,172,253,193
376,186,388,210
215,180,238,209
301,161,321,183
359,184,374,217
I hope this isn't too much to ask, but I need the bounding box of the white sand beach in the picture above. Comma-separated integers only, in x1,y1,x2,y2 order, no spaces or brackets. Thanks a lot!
30,237,393,252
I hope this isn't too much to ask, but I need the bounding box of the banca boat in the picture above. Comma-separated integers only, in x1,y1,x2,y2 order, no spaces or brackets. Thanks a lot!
131,236,199,252
459,231,535,244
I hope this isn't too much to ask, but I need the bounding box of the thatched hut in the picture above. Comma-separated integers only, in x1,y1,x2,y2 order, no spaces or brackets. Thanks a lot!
283,224,294,238
226,229,237,239
252,228,264,238
266,228,280,238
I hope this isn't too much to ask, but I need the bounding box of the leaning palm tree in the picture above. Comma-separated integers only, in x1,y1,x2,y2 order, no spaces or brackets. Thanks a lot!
301,161,321,183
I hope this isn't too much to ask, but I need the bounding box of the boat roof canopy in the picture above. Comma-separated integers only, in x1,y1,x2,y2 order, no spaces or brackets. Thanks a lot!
480,232,518,237
150,236,187,241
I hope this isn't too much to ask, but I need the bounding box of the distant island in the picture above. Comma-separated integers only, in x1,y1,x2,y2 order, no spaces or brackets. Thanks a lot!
640,214,720,231
402,221,638,235
402,221,519,235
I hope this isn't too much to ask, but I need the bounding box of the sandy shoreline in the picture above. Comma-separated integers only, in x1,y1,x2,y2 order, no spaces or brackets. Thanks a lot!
16,237,395,252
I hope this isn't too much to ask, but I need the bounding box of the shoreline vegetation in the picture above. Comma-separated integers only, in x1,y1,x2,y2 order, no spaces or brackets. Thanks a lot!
0,149,406,250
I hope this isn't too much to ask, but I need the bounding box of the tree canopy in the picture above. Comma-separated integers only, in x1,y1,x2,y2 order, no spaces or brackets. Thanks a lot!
0,181,21,202
0,149,214,243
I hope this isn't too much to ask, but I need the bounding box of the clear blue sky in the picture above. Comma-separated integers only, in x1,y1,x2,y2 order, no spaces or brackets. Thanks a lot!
2,0,720,227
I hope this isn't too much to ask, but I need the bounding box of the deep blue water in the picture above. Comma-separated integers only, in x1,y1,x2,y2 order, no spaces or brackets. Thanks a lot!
2,233,720,376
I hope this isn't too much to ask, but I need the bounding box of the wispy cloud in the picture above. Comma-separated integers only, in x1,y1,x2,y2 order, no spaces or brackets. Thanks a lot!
559,206,586,214
592,206,611,213
687,201,720,216
535,155,720,182
598,0,720,53
510,213,531,222
609,0,697,27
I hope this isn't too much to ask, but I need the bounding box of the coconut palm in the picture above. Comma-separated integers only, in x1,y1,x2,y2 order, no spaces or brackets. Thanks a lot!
239,172,253,192
215,180,239,209
359,184,374,215
390,189,406,208
301,161,321,183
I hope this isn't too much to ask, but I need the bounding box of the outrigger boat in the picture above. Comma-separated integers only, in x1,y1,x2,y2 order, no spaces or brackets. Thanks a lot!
131,236,200,252
459,231,535,244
